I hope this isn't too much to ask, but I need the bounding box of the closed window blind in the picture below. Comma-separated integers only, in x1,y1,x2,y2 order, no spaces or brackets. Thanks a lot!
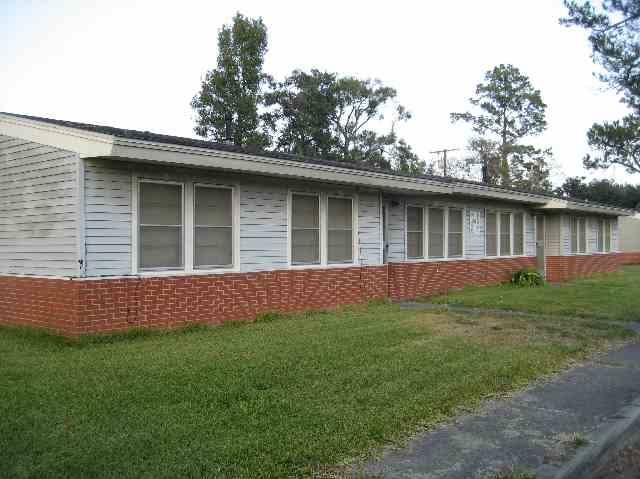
513,213,524,255
139,182,183,270
486,212,497,256
500,213,511,256
194,186,233,268
291,194,320,264
447,208,463,258
428,207,445,258
406,206,424,259
328,197,353,263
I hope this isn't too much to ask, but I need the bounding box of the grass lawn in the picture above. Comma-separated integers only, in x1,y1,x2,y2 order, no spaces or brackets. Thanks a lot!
430,265,640,322
0,302,634,478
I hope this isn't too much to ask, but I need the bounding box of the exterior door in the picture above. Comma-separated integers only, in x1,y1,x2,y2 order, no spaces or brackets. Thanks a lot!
536,215,545,277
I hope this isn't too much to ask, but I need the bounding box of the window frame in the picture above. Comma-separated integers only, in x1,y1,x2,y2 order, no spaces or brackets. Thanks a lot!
287,190,359,269
570,216,587,255
403,204,466,262
406,204,425,260
484,209,527,259
132,177,240,276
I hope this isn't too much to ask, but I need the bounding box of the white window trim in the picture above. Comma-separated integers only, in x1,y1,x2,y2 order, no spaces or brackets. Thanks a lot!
403,204,466,262
484,209,528,259
131,177,240,276
287,190,359,269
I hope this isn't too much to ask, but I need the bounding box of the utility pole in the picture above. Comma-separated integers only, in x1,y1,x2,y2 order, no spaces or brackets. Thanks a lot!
429,148,460,177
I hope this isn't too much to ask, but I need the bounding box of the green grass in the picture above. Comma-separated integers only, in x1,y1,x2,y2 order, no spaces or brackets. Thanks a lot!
0,303,633,478
430,265,640,322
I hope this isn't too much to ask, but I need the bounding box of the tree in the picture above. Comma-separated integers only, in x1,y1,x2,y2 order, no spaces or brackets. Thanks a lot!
562,1,640,174
450,64,553,190
555,176,640,209
191,13,270,148
266,70,425,173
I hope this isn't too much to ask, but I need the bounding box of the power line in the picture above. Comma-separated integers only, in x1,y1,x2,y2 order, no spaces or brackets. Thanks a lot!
429,148,460,176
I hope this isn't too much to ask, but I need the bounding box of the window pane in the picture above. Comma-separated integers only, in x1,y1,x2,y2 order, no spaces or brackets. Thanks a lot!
140,182,181,225
486,212,497,256
597,221,604,252
571,217,578,253
605,220,611,251
429,207,444,258
513,213,524,255
195,187,232,226
292,194,319,229
407,232,423,259
140,226,182,269
500,213,511,256
448,209,463,258
328,198,352,229
195,227,232,267
328,230,353,263
407,206,423,232
292,229,319,264
579,218,586,253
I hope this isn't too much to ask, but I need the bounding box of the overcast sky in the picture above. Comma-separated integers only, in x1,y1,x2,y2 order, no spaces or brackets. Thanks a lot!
2,0,639,186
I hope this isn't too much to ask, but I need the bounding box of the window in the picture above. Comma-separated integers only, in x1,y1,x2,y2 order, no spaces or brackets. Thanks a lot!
513,213,524,255
406,206,424,259
605,219,612,252
138,182,183,271
428,207,445,258
328,197,353,263
500,213,511,256
291,194,320,265
570,217,586,254
486,212,498,257
597,220,604,252
194,186,233,268
447,208,464,258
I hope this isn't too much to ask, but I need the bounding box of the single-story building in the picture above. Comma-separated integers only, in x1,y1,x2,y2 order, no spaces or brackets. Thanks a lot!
0,112,637,335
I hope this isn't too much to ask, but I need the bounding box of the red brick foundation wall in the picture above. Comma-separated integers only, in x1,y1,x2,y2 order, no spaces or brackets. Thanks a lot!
0,276,80,335
618,252,640,265
4,253,640,335
545,253,621,282
387,257,536,301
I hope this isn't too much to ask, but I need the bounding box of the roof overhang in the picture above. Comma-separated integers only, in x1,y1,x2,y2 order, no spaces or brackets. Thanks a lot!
2,112,629,214
538,198,633,217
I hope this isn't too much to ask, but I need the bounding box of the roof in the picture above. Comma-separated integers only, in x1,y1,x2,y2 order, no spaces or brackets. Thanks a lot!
0,111,633,216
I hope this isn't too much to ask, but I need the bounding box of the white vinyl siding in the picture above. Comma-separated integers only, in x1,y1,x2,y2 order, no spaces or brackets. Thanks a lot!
406,205,424,259
0,135,79,276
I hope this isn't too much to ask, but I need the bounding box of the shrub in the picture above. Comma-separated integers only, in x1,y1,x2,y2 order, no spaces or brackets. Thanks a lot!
511,268,544,287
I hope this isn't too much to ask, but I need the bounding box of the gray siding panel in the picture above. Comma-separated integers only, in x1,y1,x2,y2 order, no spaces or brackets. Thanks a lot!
465,208,485,259
0,135,78,276
358,193,381,265
83,160,131,277
386,199,406,261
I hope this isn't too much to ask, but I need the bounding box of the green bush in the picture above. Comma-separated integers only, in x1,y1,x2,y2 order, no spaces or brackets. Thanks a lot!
511,268,544,287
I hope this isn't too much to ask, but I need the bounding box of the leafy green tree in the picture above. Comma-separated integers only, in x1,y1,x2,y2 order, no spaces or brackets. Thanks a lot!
555,176,640,209
562,1,640,174
451,64,552,190
191,13,270,148
266,70,424,173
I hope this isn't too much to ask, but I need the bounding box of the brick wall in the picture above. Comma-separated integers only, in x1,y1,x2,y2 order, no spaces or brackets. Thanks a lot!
545,253,621,282
3,253,640,335
0,276,80,335
388,257,536,301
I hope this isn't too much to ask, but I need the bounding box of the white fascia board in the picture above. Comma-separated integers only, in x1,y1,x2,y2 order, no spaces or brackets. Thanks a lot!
541,198,632,216
110,137,550,203
0,114,114,157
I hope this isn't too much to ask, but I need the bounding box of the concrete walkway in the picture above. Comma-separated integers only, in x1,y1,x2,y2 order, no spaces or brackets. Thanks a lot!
361,332,640,479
